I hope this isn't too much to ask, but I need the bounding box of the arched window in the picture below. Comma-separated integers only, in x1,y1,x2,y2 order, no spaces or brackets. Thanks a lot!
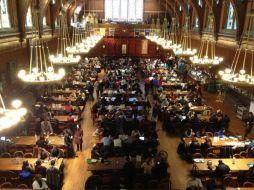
0,0,10,28
71,5,82,26
198,0,203,8
226,2,236,30
26,6,33,27
195,17,199,28
43,16,47,26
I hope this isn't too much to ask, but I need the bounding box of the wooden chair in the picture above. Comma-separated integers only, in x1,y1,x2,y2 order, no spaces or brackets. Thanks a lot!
243,181,254,187
13,151,24,158
240,151,248,158
0,152,11,158
233,154,241,159
0,182,13,188
17,183,29,188
206,153,218,158
0,177,6,184
223,176,238,188
24,153,34,158
205,132,214,137
192,153,203,158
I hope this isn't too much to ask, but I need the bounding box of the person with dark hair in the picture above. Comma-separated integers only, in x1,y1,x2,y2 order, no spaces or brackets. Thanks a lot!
46,160,61,190
73,124,83,151
32,174,49,190
35,160,47,178
201,137,212,156
177,137,187,157
186,171,203,190
122,156,135,188
243,112,254,139
214,160,230,179
64,129,75,158
36,135,48,148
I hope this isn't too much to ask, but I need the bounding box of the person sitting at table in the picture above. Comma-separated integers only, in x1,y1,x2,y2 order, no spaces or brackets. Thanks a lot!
214,160,230,179
189,137,201,154
35,160,47,178
37,147,50,160
185,128,195,138
32,174,49,190
19,160,34,184
51,146,62,158
177,137,188,157
64,102,73,115
36,135,48,148
101,133,112,156
216,128,227,138
201,137,212,156
46,160,61,190
67,113,75,123
41,118,53,135
141,157,154,177
245,165,254,183
186,170,203,190
122,156,136,188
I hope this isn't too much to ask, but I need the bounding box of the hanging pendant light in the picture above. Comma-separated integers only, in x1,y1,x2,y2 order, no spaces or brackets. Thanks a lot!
218,9,254,86
18,6,65,84
190,12,223,66
0,95,27,130
66,0,102,55
49,11,81,66
173,1,197,57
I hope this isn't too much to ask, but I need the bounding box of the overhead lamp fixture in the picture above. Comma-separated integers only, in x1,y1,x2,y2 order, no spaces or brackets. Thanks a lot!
190,12,223,66
18,7,65,84
218,9,254,86
173,16,197,57
0,95,27,130
50,11,81,66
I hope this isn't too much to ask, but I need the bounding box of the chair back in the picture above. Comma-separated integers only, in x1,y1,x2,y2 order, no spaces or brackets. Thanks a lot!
0,182,13,188
192,153,203,158
24,153,34,158
243,181,254,187
13,151,24,158
0,152,11,158
17,183,29,188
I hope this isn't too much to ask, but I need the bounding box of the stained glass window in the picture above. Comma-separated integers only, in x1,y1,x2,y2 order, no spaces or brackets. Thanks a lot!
105,0,143,22
226,3,236,30
0,0,10,28
195,17,199,28
26,6,33,27
198,0,202,7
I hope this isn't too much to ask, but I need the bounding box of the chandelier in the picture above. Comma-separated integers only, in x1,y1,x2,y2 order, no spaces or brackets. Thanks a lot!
218,9,254,86
190,12,223,66
0,95,27,130
173,15,197,57
66,0,103,55
18,6,65,84
49,11,81,66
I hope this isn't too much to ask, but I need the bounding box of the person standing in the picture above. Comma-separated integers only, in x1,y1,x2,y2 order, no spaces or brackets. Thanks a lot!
244,112,254,139
73,124,83,151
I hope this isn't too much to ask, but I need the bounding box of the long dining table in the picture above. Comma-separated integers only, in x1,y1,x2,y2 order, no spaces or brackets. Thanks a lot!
8,136,65,147
0,158,63,171
184,137,250,147
194,158,254,172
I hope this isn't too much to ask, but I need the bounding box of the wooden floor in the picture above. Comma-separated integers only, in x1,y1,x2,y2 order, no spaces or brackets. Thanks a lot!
61,70,254,190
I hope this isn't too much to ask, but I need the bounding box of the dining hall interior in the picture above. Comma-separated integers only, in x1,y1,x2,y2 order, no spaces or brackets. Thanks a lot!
0,0,253,189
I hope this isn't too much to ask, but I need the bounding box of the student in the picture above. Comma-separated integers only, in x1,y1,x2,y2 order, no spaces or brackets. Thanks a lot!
32,174,49,190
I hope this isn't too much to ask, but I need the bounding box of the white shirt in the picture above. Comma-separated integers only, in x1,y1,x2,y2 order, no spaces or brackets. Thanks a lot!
113,138,122,147
32,179,48,189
